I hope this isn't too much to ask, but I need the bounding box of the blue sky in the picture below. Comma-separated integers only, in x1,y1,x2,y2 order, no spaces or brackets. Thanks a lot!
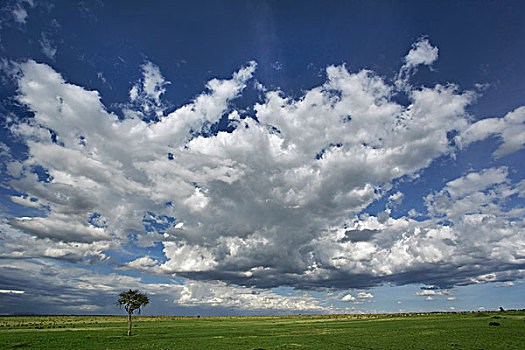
0,0,524,316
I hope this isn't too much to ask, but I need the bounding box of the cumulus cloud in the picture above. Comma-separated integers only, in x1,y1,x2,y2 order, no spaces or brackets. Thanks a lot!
388,191,404,207
341,294,356,301
397,37,439,88
9,216,110,242
309,166,524,289
118,256,159,271
177,280,325,311
357,292,374,299
0,259,331,315
456,106,525,157
3,39,524,295
404,38,439,68
0,219,113,262
129,61,169,105
415,289,450,296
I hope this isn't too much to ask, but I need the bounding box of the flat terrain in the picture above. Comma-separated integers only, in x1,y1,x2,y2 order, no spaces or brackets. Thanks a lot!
0,311,524,349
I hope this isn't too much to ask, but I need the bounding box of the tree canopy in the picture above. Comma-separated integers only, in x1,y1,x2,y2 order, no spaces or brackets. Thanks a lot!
117,289,149,336
117,289,150,314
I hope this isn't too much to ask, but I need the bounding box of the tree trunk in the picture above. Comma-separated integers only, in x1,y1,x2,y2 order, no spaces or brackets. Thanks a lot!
127,311,132,336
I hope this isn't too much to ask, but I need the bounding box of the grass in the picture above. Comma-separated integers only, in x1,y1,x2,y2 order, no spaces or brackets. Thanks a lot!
0,311,524,349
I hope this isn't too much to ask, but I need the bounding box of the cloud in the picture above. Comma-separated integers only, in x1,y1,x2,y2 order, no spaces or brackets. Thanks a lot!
341,294,356,301
0,219,113,261
161,242,218,272
7,0,34,25
176,280,325,311
0,259,331,315
118,256,159,271
397,37,439,88
310,167,524,289
357,292,374,299
78,0,103,21
3,39,524,294
494,281,515,288
447,297,456,301
404,38,439,68
0,142,10,158
39,33,57,60
456,106,525,157
339,291,373,303
415,289,450,296
0,289,25,294
437,167,508,199
10,195,41,208
126,60,172,120
12,5,27,24
9,216,110,242
425,167,513,218
131,61,169,105
388,191,404,207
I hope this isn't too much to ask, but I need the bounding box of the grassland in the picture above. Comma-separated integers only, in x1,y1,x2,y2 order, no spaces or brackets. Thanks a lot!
0,311,524,349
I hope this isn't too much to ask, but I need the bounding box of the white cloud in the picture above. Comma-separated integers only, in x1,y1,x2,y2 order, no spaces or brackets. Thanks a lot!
8,0,34,25
0,259,331,314
0,142,10,157
0,219,112,262
425,296,434,301
140,61,168,105
494,281,515,288
161,242,217,272
415,289,450,296
12,5,28,24
440,167,508,199
309,166,525,288
457,106,525,157
341,294,356,301
120,256,159,270
0,289,25,294
4,39,524,292
10,195,41,208
39,33,57,60
388,191,404,207
447,297,456,301
357,292,374,299
9,215,110,243
425,167,514,219
176,280,325,311
404,38,439,68
126,60,171,118
397,38,439,88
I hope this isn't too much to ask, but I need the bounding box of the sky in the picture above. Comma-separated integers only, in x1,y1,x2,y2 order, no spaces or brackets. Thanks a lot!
0,0,524,316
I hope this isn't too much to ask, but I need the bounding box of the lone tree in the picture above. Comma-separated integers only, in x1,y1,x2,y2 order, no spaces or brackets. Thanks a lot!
116,289,150,336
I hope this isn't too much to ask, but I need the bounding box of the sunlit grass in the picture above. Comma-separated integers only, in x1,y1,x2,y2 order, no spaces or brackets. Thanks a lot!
1,311,523,349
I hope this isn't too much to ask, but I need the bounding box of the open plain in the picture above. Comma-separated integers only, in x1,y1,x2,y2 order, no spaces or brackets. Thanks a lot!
1,311,524,349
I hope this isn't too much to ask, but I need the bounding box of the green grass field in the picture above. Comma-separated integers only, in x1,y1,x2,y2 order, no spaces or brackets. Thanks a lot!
0,311,524,349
